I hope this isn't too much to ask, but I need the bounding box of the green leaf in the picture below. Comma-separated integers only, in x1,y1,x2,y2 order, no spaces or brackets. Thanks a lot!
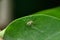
35,7,60,18
4,14,60,40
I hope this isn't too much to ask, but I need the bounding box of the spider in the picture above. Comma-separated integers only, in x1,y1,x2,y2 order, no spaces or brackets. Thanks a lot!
26,20,33,26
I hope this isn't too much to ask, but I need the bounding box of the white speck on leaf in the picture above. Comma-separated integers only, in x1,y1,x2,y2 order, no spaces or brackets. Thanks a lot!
27,20,33,26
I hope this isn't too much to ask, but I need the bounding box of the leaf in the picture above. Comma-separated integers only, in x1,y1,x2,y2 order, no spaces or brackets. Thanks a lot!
4,14,60,40
35,7,60,18
0,29,6,38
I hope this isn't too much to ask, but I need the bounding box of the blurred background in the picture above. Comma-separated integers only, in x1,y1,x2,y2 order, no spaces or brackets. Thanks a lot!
0,0,60,30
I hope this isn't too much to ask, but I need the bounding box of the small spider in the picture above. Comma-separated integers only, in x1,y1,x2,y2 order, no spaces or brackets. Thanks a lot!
26,20,33,26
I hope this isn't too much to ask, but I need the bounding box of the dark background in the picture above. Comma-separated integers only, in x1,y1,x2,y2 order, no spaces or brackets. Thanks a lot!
13,0,60,19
